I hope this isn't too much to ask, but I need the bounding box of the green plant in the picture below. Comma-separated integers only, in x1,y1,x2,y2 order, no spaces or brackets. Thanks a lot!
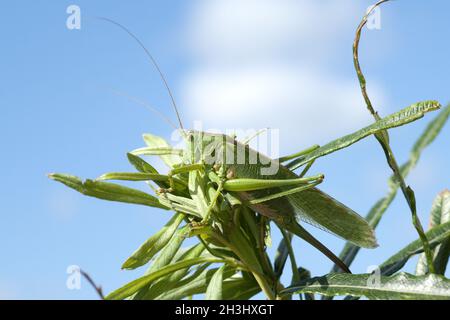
49,1,450,300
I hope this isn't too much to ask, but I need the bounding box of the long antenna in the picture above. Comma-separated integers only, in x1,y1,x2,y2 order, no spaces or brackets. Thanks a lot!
97,17,184,130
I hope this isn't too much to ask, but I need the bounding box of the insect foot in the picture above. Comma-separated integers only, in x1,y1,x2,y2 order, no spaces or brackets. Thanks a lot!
156,187,173,194
188,221,214,238
213,163,221,172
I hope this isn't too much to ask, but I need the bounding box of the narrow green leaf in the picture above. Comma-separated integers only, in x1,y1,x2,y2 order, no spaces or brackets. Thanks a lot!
131,147,183,157
48,174,85,192
122,213,185,270
221,277,261,300
153,264,212,300
380,220,450,276
48,174,168,209
429,190,450,228
106,257,225,300
127,153,158,174
283,272,450,300
288,101,440,170
417,190,450,275
155,265,238,300
96,172,187,190
158,193,203,219
97,172,168,182
126,152,174,190
415,253,428,277
130,227,189,300
433,238,450,276
332,104,450,272
188,170,209,219
274,234,290,279
297,267,314,300
225,223,265,275
142,133,183,168
205,265,225,300
146,226,188,273
141,243,207,299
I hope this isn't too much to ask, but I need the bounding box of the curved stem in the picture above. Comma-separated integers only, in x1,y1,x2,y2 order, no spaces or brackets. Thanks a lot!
353,0,435,273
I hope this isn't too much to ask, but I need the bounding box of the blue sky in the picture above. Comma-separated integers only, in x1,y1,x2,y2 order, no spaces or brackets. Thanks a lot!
0,0,449,299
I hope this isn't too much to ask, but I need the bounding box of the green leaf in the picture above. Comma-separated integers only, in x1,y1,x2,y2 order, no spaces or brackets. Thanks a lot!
96,172,187,190
274,234,290,279
429,190,450,228
297,267,314,300
415,253,428,278
131,147,183,156
158,193,203,218
225,223,265,275
380,220,450,276
146,226,188,274
97,172,167,182
188,170,210,219
140,243,207,299
129,226,188,300
155,265,238,300
122,213,185,270
142,133,183,168
106,257,225,300
126,153,172,190
288,101,441,170
283,272,450,300
153,264,211,300
127,153,158,174
416,190,450,275
332,104,450,272
205,265,225,300
221,276,261,300
48,174,168,209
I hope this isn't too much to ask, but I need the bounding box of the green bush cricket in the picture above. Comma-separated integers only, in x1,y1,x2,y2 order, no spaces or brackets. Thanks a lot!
49,16,443,299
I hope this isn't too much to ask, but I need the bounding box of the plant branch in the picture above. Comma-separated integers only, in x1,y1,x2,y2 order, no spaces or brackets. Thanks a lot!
353,0,435,273
80,269,105,300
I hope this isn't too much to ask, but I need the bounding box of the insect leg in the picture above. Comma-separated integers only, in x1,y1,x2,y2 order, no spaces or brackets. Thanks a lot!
158,193,202,218
249,180,322,205
298,159,315,178
202,165,227,223
202,182,224,223
222,174,324,192
164,163,205,192
284,222,351,273
277,145,320,163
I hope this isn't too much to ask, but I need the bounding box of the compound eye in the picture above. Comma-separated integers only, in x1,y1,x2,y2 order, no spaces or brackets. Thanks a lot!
183,129,193,137
187,131,194,142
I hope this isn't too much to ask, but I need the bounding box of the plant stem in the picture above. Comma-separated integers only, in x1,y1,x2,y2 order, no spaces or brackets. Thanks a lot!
280,229,300,283
258,216,276,278
353,0,435,273
252,271,276,300
209,222,276,299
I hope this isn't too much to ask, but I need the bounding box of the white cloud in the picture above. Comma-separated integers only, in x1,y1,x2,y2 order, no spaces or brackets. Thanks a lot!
186,0,363,61
181,0,389,151
182,65,386,146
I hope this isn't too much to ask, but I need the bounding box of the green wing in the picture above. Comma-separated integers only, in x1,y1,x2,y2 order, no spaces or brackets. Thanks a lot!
286,187,377,248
